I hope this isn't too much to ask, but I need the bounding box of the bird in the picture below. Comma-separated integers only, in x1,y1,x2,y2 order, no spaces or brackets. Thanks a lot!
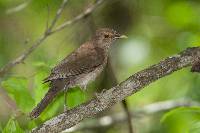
29,28,127,119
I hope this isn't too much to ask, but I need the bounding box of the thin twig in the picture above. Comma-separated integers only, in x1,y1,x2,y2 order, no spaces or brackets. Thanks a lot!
32,47,200,133
46,4,50,30
0,87,17,111
50,0,105,34
0,0,68,76
0,0,105,77
6,0,32,14
46,0,68,33
122,100,134,133
0,0,68,116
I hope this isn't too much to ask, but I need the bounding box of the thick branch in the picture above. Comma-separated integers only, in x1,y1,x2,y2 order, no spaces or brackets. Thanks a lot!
107,59,134,133
32,47,200,133
0,0,104,77
63,99,199,132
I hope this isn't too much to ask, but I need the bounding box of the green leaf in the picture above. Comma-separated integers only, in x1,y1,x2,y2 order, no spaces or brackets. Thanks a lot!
31,63,86,119
1,77,35,113
165,2,197,28
161,106,200,123
160,106,200,133
2,118,24,133
39,94,64,120
190,121,200,133
33,69,62,120
33,71,49,104
27,121,37,130
67,86,86,108
0,123,3,132
32,61,50,103
38,87,86,120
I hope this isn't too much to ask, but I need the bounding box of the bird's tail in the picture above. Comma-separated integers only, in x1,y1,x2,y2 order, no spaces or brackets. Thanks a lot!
30,80,68,119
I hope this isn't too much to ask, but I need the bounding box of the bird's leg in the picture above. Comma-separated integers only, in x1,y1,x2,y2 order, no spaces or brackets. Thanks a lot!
82,85,87,101
95,89,107,99
64,84,68,112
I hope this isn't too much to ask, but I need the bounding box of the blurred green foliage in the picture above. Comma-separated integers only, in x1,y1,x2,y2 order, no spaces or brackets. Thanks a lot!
161,107,200,133
2,118,24,133
0,0,200,133
67,87,86,108
166,2,198,29
2,77,34,113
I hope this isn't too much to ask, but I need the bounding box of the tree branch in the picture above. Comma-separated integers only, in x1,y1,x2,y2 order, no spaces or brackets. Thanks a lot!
50,0,105,34
122,100,134,133
0,0,105,77
32,47,200,133
46,0,68,33
0,0,68,77
6,0,32,14
62,99,199,132
0,87,17,111
107,59,134,133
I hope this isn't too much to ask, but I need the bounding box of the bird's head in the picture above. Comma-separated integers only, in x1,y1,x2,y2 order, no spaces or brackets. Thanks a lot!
94,28,127,49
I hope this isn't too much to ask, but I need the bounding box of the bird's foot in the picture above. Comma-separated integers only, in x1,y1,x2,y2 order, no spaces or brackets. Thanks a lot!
94,89,107,112
82,85,87,91
98,89,107,96
95,89,107,100
64,105,68,112
101,89,107,93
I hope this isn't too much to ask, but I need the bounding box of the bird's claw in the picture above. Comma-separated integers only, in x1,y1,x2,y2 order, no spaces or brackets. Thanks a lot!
101,89,107,93
95,89,107,100
64,105,68,112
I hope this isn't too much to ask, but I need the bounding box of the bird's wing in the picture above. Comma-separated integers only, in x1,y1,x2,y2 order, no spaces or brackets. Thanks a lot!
43,43,106,83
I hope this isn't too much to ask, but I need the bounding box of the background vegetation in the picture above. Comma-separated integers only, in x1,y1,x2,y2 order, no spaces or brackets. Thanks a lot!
0,0,200,132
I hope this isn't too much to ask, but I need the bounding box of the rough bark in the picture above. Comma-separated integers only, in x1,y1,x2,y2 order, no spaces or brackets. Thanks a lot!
32,47,200,133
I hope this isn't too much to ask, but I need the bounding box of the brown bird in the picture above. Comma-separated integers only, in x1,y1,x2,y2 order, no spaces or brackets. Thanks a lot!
29,28,127,119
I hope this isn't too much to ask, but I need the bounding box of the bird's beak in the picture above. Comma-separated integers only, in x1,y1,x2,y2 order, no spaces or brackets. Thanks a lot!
115,35,128,39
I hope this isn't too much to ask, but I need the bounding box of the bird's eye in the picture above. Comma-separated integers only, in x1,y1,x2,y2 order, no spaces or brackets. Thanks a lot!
104,34,109,38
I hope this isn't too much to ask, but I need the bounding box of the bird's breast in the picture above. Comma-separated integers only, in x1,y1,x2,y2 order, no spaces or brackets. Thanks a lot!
68,65,105,90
